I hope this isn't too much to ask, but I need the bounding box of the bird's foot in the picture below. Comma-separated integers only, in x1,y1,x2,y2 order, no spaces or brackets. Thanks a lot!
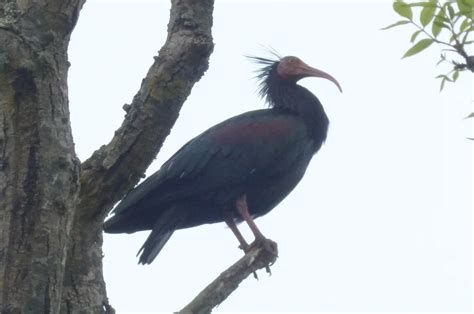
237,243,261,279
243,237,278,279
246,237,277,255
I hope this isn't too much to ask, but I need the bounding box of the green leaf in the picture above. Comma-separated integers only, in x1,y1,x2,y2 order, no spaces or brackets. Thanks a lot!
410,30,423,42
432,10,446,37
460,8,474,20
446,2,456,19
381,20,411,30
433,21,452,29
460,18,472,32
465,112,474,119
394,1,413,20
465,0,474,6
452,70,460,81
402,38,434,58
435,12,450,23
420,3,438,26
456,0,472,13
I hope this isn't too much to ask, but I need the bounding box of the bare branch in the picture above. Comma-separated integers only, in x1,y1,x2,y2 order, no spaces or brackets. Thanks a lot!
61,0,214,310
179,239,278,314
77,0,214,221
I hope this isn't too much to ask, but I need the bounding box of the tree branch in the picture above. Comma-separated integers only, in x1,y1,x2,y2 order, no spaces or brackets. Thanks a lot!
179,239,278,314
77,0,214,221
61,0,214,311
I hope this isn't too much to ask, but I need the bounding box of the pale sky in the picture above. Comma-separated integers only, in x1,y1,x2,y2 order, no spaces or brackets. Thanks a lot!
69,0,472,312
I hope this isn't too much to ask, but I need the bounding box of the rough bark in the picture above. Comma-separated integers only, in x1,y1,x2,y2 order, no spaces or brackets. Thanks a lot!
0,0,283,312
0,1,85,313
1,0,214,312
0,0,282,312
61,0,214,312
0,0,277,313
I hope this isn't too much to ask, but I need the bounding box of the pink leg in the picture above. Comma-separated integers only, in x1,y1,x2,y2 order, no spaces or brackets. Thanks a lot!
236,195,275,277
224,215,249,250
236,195,265,240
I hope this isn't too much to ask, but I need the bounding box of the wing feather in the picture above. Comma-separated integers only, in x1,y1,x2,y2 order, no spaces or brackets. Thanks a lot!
112,109,308,216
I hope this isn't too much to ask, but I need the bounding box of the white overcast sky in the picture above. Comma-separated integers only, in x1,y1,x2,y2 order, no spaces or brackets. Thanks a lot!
68,0,472,313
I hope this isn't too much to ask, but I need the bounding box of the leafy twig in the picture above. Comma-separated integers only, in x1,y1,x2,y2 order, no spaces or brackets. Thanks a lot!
383,0,474,91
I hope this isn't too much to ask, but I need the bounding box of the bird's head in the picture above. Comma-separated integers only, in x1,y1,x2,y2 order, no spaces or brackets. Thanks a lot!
276,56,342,92
249,54,342,105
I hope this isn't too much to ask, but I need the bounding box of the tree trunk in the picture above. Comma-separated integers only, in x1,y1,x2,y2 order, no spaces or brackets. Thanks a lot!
0,0,214,312
0,1,85,312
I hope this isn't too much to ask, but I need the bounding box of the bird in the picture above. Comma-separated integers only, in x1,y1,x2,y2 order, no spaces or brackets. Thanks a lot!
103,54,342,264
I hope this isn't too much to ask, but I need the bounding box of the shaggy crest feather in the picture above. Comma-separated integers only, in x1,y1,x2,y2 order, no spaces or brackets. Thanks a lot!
246,50,282,106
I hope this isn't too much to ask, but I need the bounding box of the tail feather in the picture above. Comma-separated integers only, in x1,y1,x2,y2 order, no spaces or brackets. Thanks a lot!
103,210,153,234
138,230,174,264
137,208,182,264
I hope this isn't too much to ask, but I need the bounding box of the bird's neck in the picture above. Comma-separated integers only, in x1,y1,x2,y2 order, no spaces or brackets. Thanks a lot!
267,82,329,148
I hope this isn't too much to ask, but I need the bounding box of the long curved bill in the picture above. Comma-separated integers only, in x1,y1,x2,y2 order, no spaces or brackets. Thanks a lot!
301,62,343,93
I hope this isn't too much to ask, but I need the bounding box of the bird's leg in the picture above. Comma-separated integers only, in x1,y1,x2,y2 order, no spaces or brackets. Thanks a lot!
224,213,249,251
224,210,259,279
236,194,276,276
235,195,265,241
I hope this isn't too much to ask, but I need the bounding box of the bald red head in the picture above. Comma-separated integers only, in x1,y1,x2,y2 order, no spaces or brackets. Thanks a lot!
276,56,342,93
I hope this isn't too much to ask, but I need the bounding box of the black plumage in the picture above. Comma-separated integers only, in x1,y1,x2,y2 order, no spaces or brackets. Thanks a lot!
103,55,341,264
